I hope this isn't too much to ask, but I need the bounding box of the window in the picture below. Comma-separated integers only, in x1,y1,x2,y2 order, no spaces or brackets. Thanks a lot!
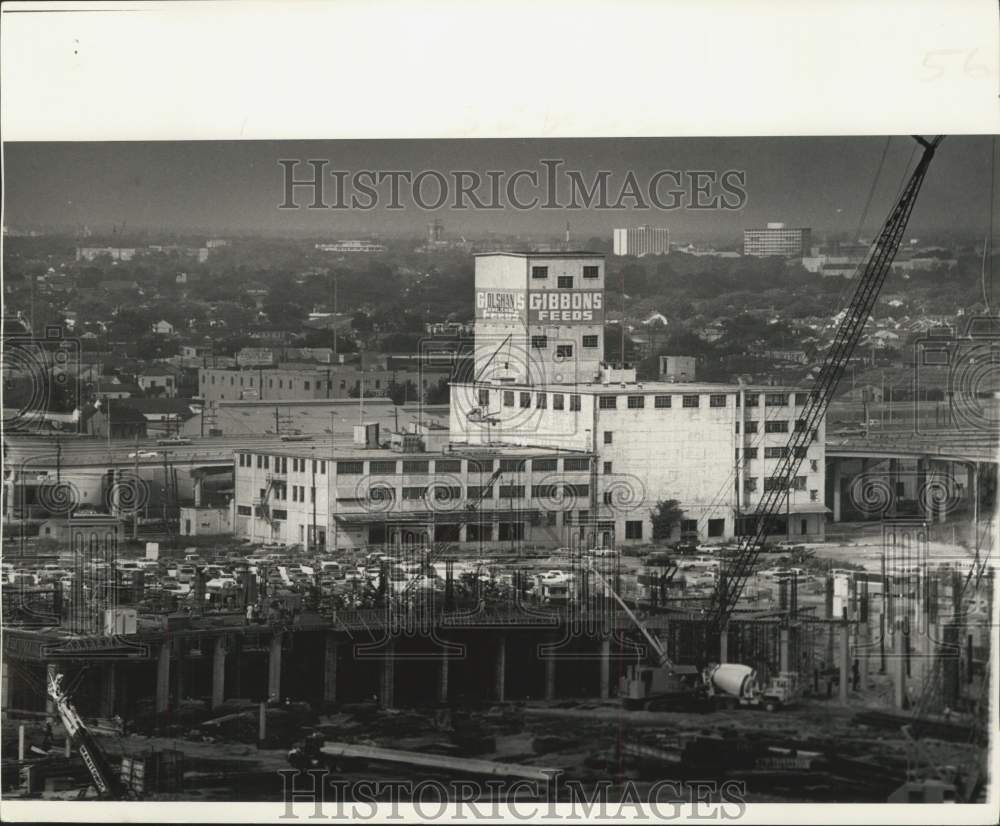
764,447,787,459
564,483,589,497
531,335,548,349
735,421,740,434
552,394,565,410
682,395,700,408
603,461,613,474
795,392,814,406
744,477,758,493
583,265,599,279
708,518,725,538
466,523,493,541
765,393,788,407
556,344,573,359
745,394,759,407
625,520,643,539
557,276,574,289
810,459,818,472
304,381,310,391
263,456,269,469
570,394,581,411
794,419,807,432
532,483,559,498
745,420,759,433
710,394,727,408
744,447,758,459
519,391,531,408
499,485,524,499
471,459,494,473
271,509,287,521
467,485,494,499
500,458,525,472
564,457,590,471
369,486,394,502
402,486,427,500
435,459,462,473
532,458,557,471
256,455,262,468
281,457,288,474
403,460,430,474
603,491,614,504
370,460,398,474
478,388,490,406
627,395,645,409
793,476,807,491
503,391,514,407
582,335,599,348
765,420,788,433
336,461,363,474
237,504,252,516
599,396,617,409
810,489,819,501
654,395,672,409
531,266,548,279
763,477,784,492
320,461,326,474
794,447,808,459
536,393,547,409
603,431,613,444
433,485,462,501
499,522,525,541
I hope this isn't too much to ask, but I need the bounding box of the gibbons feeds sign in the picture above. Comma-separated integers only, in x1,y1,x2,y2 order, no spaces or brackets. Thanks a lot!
528,290,604,323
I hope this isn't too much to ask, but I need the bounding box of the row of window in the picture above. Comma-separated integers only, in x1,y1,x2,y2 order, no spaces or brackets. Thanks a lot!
741,392,817,408
240,455,591,475
369,482,593,502
531,265,600,281
736,447,819,466
530,336,599,352
204,373,432,391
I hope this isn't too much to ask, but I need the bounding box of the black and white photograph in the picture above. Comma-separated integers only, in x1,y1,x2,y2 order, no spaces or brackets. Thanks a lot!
1,2,998,823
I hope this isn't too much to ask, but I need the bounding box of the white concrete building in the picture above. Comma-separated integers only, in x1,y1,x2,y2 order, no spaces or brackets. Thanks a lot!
613,226,670,257
449,378,827,544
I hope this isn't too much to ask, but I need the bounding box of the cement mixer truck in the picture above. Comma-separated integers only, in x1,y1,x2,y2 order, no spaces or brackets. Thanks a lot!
704,663,799,712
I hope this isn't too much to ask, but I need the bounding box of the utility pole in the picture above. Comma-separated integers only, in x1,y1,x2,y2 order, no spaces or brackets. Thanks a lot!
275,406,280,436
311,451,317,554
133,432,140,540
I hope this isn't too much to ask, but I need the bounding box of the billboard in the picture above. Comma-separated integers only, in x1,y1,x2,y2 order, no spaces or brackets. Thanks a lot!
476,289,526,321
528,290,604,323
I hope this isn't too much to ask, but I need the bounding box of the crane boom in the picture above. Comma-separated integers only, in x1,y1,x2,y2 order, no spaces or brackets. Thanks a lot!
589,564,671,667
711,136,945,630
47,671,129,799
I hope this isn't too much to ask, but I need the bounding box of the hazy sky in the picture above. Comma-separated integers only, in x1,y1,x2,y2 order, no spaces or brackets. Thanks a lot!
3,136,995,241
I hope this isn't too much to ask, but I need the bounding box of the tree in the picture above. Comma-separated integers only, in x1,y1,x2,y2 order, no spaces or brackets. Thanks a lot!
387,379,419,406
649,499,684,542
424,378,450,405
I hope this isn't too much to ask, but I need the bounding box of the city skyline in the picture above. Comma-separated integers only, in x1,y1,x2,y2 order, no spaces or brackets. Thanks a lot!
4,136,996,241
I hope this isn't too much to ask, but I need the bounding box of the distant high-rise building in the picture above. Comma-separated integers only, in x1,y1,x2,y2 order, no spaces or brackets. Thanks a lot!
743,222,811,257
428,219,444,243
612,226,670,257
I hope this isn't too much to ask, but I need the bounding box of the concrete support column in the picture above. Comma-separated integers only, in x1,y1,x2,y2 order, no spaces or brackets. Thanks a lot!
888,458,900,516
494,635,507,702
156,643,170,713
379,640,395,709
100,663,117,718
917,457,929,521
46,663,57,722
323,636,338,705
839,621,849,704
438,646,449,704
859,623,869,691
831,460,842,522
719,626,729,664
211,637,227,709
893,621,907,710
2,660,11,713
544,651,557,701
779,627,790,673
267,633,283,702
599,636,611,699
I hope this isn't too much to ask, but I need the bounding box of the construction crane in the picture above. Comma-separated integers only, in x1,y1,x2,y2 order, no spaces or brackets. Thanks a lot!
711,136,945,633
47,671,129,799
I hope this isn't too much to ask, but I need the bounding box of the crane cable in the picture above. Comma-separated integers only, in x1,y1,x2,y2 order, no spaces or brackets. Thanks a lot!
855,136,893,244
981,135,995,314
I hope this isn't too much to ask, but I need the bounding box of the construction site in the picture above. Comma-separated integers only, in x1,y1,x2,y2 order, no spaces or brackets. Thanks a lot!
0,135,996,809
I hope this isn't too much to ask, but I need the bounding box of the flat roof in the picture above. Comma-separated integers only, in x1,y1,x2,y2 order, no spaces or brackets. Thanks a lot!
473,251,604,258
241,441,591,461
454,380,811,394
